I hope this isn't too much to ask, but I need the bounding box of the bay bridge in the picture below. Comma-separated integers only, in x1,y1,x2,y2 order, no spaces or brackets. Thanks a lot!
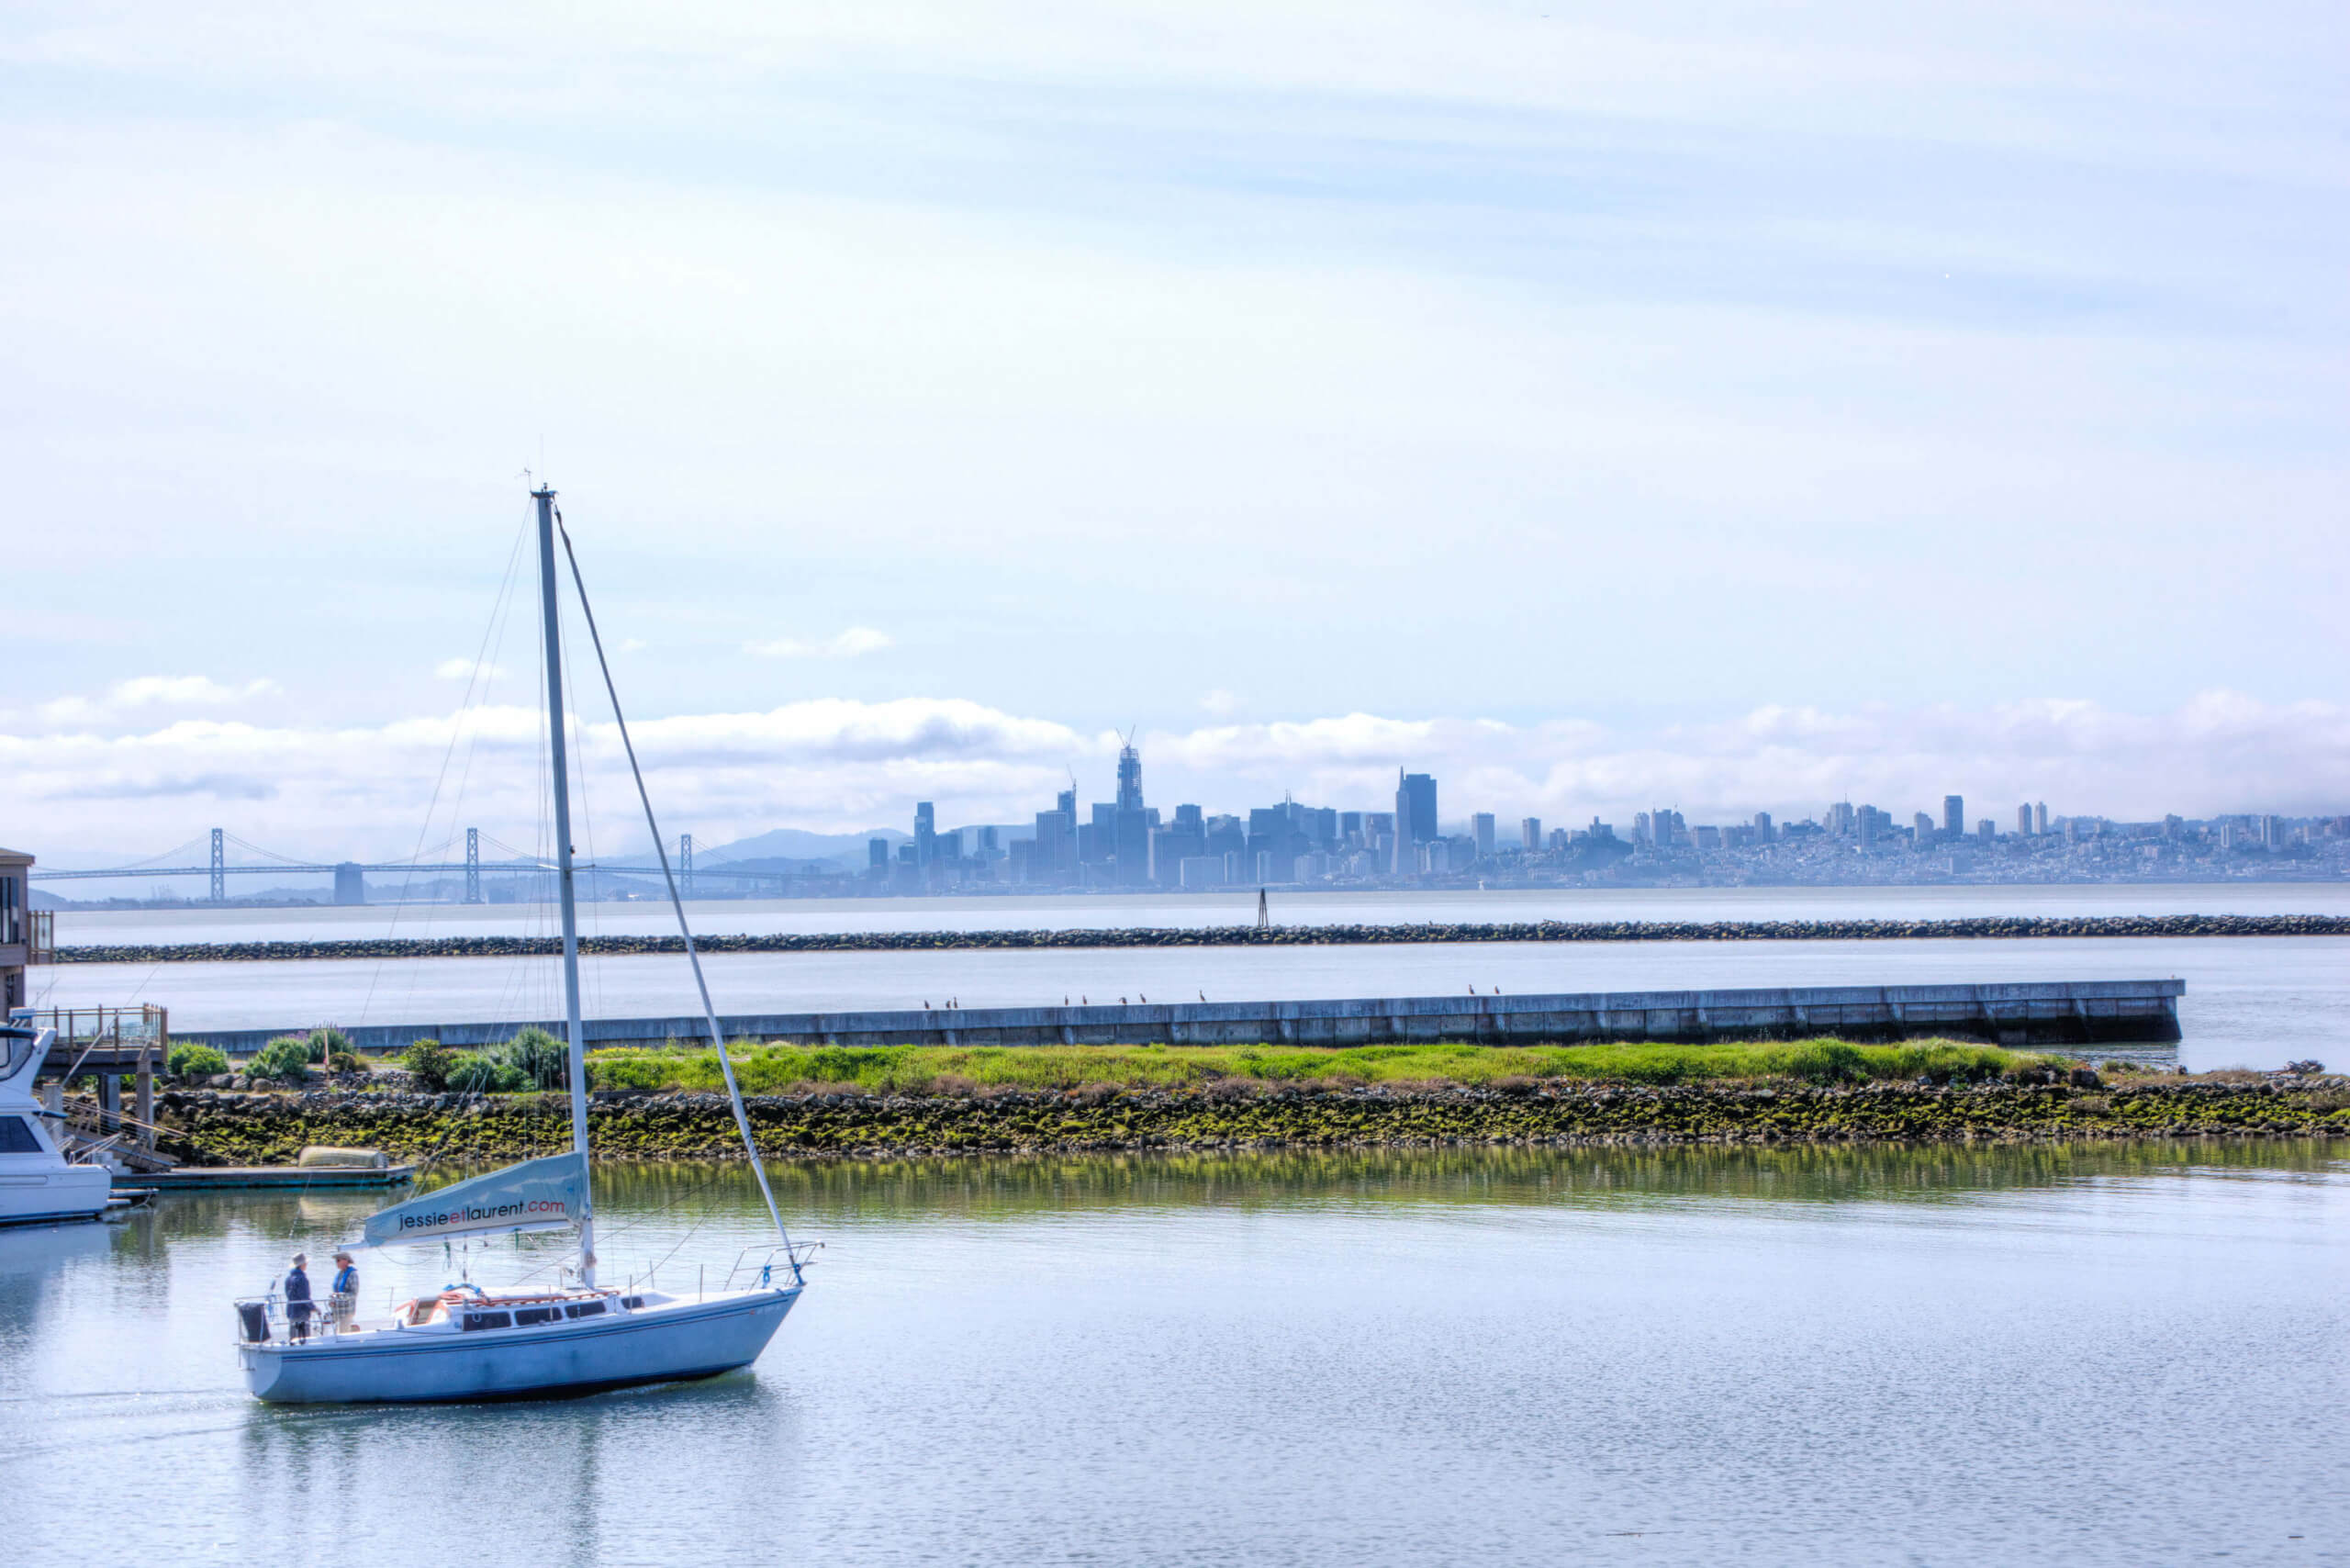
28,828,822,902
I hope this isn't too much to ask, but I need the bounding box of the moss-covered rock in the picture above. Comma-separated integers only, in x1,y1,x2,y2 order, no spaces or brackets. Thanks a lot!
141,1078,2350,1165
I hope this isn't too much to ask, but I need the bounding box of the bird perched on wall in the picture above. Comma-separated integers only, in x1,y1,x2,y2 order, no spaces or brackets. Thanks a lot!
1198,991,1206,1002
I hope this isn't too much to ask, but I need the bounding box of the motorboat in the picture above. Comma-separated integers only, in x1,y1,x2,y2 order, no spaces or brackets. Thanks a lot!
0,1025,116,1227
235,486,811,1403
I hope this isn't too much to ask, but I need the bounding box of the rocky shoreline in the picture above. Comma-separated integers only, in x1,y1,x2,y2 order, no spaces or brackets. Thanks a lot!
57,913,2350,965
145,1078,2350,1164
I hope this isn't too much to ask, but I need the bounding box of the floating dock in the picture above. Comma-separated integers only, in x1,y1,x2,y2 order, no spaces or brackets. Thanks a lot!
182,979,2184,1058
128,1164,414,1191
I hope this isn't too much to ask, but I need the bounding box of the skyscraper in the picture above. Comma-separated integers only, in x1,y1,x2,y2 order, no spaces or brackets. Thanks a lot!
1472,813,1495,858
2018,803,2033,836
1521,816,1541,850
1112,743,1150,884
2034,801,2049,835
1115,742,1144,812
913,801,936,867
1393,772,1412,873
1401,773,1438,845
1942,796,1964,839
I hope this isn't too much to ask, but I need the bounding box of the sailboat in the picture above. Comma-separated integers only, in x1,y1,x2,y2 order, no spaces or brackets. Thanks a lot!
235,487,810,1404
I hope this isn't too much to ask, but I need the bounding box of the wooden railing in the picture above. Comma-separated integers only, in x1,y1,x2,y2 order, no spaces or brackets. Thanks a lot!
30,1002,168,1052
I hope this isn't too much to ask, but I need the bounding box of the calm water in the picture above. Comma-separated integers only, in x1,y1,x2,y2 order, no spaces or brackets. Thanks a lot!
5,1144,2347,1566
49,880,2350,946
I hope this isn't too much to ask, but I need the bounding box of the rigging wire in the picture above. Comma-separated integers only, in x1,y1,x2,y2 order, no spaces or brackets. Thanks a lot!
552,505,795,1259
357,513,534,1029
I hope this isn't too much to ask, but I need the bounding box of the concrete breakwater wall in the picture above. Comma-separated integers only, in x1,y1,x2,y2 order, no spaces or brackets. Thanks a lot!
181,980,2185,1059
148,1077,2350,1165
53,913,2350,966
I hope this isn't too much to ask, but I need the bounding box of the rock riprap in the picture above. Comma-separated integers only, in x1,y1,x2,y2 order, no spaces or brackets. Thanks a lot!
141,1078,2350,1164
57,913,2350,966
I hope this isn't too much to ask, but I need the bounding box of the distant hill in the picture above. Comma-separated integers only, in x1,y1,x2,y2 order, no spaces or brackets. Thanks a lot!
698,827,907,869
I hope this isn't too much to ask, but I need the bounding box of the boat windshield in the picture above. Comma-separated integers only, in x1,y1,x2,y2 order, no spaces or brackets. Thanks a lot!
0,1027,44,1087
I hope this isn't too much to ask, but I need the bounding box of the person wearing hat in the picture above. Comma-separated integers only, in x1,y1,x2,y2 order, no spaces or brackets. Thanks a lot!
330,1249,360,1332
284,1252,314,1342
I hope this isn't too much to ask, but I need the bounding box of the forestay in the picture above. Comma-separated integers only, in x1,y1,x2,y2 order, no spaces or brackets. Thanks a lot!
355,1151,588,1249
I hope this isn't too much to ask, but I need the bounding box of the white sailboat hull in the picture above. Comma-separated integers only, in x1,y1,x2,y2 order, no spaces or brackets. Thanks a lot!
239,1285,801,1404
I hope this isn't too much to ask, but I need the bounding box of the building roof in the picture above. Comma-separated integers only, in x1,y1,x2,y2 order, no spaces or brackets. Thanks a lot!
0,847,32,866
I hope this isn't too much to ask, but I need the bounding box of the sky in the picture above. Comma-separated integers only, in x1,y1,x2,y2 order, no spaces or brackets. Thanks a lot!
3,2,2345,863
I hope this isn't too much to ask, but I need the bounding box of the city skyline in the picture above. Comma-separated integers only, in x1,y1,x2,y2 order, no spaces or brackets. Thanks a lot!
30,733,2345,902
861,751,2347,896
13,684,2350,868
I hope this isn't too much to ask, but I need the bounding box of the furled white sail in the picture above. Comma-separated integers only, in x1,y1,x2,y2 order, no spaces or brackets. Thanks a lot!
356,1151,588,1249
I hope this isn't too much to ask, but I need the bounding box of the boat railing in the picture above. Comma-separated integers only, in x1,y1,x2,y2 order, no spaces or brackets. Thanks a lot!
723,1242,814,1291
233,1291,368,1346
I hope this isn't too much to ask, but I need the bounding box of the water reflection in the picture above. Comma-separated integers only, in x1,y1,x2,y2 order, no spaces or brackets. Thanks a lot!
590,1137,2350,1222
8,1138,2346,1566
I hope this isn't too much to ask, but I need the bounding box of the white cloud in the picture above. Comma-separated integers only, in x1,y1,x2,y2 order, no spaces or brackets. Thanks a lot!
434,657,509,681
37,676,277,725
1198,689,1240,716
744,628,894,661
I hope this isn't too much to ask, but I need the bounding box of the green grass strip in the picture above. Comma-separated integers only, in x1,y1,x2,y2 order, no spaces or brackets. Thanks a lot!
583,1037,2061,1095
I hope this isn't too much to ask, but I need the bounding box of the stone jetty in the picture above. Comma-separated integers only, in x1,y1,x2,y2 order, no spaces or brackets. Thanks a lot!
52,912,2350,966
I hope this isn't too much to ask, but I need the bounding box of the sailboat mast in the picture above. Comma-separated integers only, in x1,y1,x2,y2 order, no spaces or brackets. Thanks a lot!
534,485,595,1284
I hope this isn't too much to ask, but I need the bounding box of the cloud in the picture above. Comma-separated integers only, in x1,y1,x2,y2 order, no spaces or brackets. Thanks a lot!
69,772,280,801
1198,689,1240,716
434,657,509,681
37,676,277,726
744,628,894,661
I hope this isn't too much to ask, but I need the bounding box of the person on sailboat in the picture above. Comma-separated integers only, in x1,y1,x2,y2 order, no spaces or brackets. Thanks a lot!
330,1250,359,1331
285,1253,314,1342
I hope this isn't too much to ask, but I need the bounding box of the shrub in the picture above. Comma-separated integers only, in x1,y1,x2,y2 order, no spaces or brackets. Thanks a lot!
252,1036,312,1084
446,1051,529,1093
326,1049,365,1075
168,1043,229,1078
400,1039,453,1091
503,1026,570,1091
307,1026,354,1064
